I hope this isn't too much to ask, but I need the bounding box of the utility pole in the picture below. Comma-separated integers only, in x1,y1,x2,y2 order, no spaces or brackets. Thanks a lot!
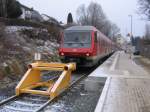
128,15,133,37
128,15,134,45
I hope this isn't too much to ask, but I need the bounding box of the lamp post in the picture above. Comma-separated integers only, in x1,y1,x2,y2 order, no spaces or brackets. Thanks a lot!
128,15,134,45
128,15,133,37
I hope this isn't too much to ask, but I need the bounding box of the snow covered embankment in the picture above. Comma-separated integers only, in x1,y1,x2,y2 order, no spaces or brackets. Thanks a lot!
0,25,60,89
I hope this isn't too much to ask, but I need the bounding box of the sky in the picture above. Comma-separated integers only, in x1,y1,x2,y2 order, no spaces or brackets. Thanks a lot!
19,0,147,38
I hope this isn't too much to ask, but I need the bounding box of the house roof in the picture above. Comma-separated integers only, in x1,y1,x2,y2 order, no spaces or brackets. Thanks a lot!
20,4,34,11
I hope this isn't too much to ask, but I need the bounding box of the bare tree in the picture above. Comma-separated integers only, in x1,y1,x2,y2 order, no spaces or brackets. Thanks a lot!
145,24,150,40
87,2,106,27
138,0,150,20
76,2,120,39
76,4,89,25
77,2,106,28
110,23,120,39
139,24,150,45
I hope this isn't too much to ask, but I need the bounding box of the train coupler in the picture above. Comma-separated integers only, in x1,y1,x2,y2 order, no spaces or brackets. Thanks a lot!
15,61,76,99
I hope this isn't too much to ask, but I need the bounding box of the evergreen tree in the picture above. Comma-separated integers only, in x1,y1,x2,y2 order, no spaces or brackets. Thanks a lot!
7,0,22,18
67,13,73,24
0,0,22,18
0,0,7,17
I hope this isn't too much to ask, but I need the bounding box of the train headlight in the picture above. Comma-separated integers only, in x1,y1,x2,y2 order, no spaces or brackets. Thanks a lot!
61,52,64,56
86,53,90,56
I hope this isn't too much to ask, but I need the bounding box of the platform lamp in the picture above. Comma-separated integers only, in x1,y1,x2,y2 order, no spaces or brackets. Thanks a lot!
128,15,134,45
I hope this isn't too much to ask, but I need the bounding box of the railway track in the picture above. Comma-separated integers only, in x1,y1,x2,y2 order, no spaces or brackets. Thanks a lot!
0,72,88,112
0,56,108,112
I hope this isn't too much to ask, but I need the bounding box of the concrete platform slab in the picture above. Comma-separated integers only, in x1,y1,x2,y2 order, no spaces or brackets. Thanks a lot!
99,77,150,112
85,51,150,112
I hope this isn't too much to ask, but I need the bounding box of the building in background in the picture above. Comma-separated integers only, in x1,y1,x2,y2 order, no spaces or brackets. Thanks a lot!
41,14,59,25
19,4,43,22
114,34,127,49
115,34,125,45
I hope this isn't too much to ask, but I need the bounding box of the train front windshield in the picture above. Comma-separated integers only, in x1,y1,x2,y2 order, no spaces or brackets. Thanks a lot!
63,32,91,48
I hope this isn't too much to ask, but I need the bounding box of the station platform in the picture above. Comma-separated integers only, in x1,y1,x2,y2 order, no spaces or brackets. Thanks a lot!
86,51,150,112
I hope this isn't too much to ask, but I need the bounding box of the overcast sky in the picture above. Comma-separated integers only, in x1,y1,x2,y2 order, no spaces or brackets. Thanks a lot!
19,0,147,37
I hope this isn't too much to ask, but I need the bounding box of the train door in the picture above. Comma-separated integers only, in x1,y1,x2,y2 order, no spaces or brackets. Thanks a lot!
94,31,98,55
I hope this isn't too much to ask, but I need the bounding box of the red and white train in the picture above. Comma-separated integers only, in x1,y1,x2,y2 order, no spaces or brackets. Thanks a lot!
59,26,116,67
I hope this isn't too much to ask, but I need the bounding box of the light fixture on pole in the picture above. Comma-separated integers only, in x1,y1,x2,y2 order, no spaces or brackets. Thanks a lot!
128,15,134,45
128,15,133,37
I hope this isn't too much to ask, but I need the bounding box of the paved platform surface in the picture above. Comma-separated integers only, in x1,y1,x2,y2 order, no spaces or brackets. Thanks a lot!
89,51,150,112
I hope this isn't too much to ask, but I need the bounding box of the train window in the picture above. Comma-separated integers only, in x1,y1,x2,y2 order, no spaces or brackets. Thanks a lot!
63,32,92,48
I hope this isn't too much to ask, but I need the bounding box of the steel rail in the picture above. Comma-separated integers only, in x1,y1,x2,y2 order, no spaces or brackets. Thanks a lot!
0,95,18,106
34,74,88,112
0,74,88,112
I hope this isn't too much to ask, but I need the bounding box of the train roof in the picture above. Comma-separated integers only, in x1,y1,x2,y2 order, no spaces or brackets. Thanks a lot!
65,25,114,44
65,26,97,31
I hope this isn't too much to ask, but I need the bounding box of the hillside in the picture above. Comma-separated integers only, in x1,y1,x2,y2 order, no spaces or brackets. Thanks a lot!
0,23,61,89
